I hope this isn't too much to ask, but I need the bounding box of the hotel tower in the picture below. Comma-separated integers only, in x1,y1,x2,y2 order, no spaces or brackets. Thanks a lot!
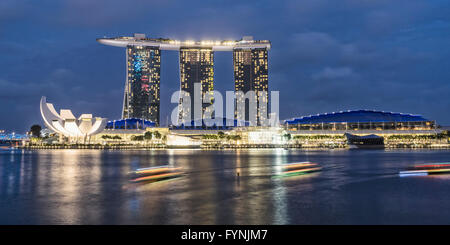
97,34,271,126
178,48,214,123
233,40,269,125
124,45,161,124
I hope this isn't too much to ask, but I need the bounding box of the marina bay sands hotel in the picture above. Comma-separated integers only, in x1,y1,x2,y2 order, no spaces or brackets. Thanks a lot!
97,34,271,126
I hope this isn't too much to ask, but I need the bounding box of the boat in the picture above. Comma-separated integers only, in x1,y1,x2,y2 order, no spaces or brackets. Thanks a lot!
345,133,384,149
279,162,322,177
399,162,450,177
130,165,183,183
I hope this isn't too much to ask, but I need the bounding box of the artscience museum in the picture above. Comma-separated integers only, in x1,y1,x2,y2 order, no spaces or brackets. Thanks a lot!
40,96,107,141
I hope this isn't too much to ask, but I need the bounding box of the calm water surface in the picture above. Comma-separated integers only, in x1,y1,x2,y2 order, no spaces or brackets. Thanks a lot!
1,148,450,224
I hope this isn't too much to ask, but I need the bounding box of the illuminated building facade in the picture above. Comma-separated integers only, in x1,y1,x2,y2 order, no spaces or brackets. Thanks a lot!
105,118,156,130
179,48,214,123
124,45,161,125
284,110,437,131
97,34,271,126
40,96,107,139
233,45,269,125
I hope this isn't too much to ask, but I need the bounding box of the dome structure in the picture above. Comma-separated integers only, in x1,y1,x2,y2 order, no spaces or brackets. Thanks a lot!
284,110,435,131
284,110,429,124
40,96,107,137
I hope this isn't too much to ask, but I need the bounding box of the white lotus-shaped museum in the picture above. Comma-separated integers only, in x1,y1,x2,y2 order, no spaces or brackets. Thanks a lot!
40,96,107,138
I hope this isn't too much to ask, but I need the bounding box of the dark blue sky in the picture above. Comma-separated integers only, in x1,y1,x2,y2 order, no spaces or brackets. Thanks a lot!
1,0,450,132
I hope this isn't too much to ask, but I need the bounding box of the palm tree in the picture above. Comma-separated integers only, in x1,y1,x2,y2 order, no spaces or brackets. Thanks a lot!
154,131,161,139
218,131,225,139
30,124,42,137
144,131,153,140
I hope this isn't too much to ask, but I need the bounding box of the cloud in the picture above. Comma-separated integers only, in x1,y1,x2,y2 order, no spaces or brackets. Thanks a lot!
312,67,356,80
0,0,30,21
58,0,173,27
290,32,341,60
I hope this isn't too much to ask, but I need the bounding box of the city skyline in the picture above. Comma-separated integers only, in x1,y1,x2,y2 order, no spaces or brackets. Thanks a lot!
98,34,271,125
1,1,450,132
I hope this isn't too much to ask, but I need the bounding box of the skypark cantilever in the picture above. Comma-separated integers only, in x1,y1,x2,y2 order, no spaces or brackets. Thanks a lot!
97,34,271,126
96,34,271,51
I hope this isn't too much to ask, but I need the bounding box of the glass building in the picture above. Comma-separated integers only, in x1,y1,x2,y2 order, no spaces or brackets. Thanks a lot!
233,47,269,126
178,48,214,124
284,110,436,131
124,45,161,125
105,118,156,130
97,34,271,127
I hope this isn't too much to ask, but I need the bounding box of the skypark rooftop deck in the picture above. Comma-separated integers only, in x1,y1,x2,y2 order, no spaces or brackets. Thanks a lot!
97,34,271,51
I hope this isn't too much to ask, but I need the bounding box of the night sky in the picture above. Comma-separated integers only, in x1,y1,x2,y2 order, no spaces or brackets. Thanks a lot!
1,0,450,132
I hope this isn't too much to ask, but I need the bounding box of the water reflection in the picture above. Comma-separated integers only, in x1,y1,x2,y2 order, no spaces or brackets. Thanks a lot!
1,149,450,224
272,149,288,224
36,150,103,223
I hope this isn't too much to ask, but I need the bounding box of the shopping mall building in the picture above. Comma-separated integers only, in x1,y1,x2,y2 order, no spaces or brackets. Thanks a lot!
283,110,438,134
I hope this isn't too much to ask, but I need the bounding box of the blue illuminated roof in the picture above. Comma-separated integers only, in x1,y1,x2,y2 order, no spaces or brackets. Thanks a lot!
106,118,156,130
284,110,430,124
172,118,249,129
